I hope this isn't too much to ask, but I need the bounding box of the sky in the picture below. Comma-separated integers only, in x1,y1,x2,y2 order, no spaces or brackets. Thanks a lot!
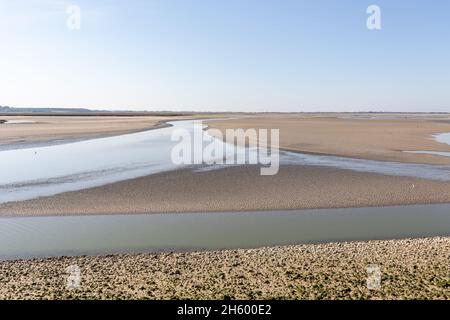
0,0,449,112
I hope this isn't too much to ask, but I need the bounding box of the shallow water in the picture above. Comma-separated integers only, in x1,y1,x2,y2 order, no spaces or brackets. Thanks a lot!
435,133,450,146
0,120,243,203
1,204,449,261
406,150,450,158
404,133,450,158
279,151,450,181
3,120,36,124
2,120,450,203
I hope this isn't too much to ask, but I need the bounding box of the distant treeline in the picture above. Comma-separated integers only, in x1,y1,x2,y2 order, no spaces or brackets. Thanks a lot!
0,106,93,113
0,106,191,117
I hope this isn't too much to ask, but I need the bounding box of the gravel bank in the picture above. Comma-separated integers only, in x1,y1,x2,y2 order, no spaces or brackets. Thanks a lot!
0,237,448,299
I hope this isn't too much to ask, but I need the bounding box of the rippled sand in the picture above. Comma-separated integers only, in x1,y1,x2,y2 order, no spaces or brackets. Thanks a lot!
2,165,450,216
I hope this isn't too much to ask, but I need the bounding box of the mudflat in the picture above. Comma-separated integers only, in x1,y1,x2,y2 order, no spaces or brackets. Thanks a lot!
0,114,449,300
207,114,450,165
3,113,450,166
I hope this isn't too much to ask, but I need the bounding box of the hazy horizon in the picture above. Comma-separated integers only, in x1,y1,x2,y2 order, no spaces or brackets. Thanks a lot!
3,105,450,114
1,0,449,112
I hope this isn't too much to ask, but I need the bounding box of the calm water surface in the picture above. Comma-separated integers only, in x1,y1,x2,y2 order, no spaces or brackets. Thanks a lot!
1,204,449,261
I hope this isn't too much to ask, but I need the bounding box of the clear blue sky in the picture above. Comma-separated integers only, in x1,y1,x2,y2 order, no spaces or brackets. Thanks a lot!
1,0,449,112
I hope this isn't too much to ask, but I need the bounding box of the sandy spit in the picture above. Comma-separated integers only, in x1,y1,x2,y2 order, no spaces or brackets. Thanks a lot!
0,237,448,300
1,165,450,216
207,115,450,165
0,115,200,148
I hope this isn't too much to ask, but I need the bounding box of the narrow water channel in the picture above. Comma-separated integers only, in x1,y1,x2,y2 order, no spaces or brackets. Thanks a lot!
1,204,449,261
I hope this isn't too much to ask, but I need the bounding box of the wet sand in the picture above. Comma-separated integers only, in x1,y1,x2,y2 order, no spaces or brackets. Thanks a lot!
0,115,195,148
1,165,450,216
0,237,448,299
207,115,450,165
